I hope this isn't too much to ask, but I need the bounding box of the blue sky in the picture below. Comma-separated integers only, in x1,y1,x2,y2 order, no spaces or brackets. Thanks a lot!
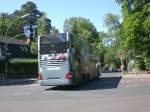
0,0,121,32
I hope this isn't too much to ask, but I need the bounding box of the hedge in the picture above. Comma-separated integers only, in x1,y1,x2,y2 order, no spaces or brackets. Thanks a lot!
0,59,38,78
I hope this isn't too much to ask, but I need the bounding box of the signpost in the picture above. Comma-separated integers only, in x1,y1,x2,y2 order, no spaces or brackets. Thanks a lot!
23,25,31,37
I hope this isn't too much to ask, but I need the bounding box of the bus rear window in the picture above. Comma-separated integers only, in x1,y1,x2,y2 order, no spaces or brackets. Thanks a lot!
40,42,69,54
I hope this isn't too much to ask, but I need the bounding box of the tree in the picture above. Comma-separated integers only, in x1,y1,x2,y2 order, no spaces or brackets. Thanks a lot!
37,13,45,36
104,13,121,32
103,13,124,68
0,13,11,36
0,1,44,40
95,32,107,67
11,1,37,38
51,26,59,34
115,0,150,71
21,1,37,14
37,13,50,36
63,17,98,44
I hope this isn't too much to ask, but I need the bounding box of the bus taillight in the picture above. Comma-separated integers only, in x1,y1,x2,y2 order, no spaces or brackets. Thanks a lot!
38,74,43,80
66,72,73,80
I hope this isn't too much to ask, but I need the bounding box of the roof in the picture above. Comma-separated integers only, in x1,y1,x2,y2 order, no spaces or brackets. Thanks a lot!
0,37,29,45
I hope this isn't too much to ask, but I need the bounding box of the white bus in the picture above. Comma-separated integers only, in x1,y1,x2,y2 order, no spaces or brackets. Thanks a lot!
38,33,100,86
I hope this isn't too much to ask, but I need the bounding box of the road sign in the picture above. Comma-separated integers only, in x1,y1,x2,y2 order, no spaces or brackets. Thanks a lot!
23,25,30,37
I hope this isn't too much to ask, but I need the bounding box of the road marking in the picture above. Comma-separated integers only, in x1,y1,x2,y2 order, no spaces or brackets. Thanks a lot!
12,92,31,96
42,91,61,94
125,84,139,88
23,84,39,87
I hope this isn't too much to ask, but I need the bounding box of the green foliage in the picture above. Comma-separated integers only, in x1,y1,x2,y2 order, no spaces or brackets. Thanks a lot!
21,1,37,13
7,60,38,78
0,1,42,39
63,17,98,44
104,13,121,32
1,2,37,37
37,13,47,36
30,41,38,55
51,26,59,34
134,56,145,71
0,13,12,36
63,17,107,67
102,13,124,68
38,13,50,36
94,32,107,65
144,57,150,72
115,0,150,71
104,47,115,65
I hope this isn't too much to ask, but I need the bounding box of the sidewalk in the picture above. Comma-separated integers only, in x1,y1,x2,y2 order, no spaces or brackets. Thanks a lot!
0,78,37,86
122,73,150,78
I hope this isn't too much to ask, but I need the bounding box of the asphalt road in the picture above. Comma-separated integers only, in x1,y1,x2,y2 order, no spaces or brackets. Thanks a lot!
0,72,150,112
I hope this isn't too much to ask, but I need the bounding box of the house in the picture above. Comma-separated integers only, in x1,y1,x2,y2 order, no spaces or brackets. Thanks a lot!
0,37,33,62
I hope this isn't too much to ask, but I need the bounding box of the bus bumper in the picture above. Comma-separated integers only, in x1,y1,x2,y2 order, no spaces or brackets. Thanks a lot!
39,79,72,86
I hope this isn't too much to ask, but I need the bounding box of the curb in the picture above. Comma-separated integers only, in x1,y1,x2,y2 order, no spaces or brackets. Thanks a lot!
122,73,150,78
0,78,37,86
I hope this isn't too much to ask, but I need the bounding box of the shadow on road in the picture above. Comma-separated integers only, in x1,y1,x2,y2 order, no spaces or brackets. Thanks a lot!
76,76,122,91
47,76,122,91
0,79,36,86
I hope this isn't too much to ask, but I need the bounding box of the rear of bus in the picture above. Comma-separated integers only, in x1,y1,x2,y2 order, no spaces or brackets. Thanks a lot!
38,33,73,86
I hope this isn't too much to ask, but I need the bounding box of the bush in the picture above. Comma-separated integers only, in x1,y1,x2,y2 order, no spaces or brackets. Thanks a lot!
144,57,150,73
7,59,38,78
135,56,145,71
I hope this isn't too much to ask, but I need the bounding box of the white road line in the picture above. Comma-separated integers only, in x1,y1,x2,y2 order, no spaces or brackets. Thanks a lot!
12,92,31,96
23,84,39,87
120,80,134,83
125,84,139,88
42,91,61,94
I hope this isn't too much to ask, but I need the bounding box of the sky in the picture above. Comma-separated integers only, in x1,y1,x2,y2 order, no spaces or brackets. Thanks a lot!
0,0,121,32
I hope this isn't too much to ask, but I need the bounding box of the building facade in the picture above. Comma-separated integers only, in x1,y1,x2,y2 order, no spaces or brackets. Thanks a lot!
0,37,33,62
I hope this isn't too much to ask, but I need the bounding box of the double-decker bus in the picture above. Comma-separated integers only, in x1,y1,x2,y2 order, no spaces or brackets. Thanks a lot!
38,33,101,86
